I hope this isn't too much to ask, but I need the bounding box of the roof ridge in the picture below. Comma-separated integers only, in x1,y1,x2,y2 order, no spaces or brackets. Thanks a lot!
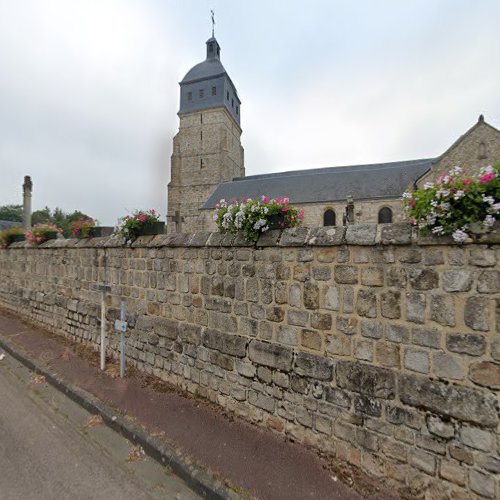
232,158,435,182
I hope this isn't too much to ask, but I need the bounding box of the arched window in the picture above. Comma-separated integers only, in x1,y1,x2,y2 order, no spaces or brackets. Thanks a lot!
378,207,393,224
323,209,336,226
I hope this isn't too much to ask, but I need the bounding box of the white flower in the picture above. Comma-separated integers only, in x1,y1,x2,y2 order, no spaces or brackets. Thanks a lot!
423,182,435,190
450,166,463,175
263,207,269,214
484,214,496,227
480,165,494,175
452,229,468,243
432,226,444,235
453,190,465,200
482,195,495,205
402,192,413,199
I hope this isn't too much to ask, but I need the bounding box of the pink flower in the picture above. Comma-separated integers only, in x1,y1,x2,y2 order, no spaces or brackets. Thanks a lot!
409,200,415,207
298,209,304,220
463,179,472,185
479,172,495,184
409,217,415,225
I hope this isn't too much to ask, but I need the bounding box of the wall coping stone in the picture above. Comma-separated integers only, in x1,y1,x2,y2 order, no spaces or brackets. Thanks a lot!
2,224,499,250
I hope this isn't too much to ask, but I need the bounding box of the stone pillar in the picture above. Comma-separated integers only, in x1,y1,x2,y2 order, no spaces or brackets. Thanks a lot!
22,175,32,230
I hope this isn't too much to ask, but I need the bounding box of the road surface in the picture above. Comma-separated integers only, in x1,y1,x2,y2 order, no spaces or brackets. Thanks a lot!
0,350,200,500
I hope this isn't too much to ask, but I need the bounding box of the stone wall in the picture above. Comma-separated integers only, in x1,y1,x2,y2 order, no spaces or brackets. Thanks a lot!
0,225,499,499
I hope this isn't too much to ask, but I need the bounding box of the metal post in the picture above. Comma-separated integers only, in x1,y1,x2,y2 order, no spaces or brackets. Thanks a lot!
100,287,106,371
119,300,126,378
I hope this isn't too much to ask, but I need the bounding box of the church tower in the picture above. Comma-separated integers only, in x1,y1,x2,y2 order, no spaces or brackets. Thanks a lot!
167,36,245,233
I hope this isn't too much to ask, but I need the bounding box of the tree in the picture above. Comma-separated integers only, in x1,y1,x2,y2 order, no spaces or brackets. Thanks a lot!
0,204,23,222
31,207,52,225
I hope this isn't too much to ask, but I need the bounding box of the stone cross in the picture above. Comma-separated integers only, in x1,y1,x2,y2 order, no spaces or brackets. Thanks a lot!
172,210,184,233
22,175,32,230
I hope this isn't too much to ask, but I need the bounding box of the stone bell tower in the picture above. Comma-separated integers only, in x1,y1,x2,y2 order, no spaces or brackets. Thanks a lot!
167,36,245,233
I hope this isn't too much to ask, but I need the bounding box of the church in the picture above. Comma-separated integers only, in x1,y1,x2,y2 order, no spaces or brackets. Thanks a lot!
167,37,500,233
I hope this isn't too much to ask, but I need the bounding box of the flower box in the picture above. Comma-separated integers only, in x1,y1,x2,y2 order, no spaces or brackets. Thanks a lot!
43,231,58,240
10,234,26,243
267,213,286,230
135,221,165,236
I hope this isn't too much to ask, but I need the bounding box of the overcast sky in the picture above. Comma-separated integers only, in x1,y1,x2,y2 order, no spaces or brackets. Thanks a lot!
1,0,499,225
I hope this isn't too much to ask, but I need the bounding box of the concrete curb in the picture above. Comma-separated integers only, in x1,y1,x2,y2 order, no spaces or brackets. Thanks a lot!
0,335,241,500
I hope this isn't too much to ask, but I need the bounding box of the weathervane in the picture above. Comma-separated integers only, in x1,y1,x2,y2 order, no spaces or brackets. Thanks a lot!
211,9,215,37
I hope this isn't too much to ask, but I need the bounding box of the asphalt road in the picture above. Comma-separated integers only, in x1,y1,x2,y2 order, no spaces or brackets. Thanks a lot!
0,351,201,500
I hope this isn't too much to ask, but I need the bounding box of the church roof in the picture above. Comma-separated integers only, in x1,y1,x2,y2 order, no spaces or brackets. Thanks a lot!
203,158,435,208
0,220,19,230
181,58,228,84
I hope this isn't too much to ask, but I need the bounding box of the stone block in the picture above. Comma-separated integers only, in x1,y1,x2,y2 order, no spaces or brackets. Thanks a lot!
409,449,436,475
460,425,493,451
409,269,439,290
442,270,473,292
336,316,358,336
336,361,396,399
353,394,382,417
326,334,352,356
345,224,377,245
248,390,275,413
266,306,285,323
426,415,454,439
276,325,299,346
294,352,334,380
439,460,465,486
355,289,377,318
248,340,293,372
312,266,331,281
202,329,247,357
375,342,400,368
380,223,412,245
430,294,455,327
380,438,408,462
447,332,486,356
303,281,319,310
354,339,373,361
477,270,500,293
449,446,473,465
334,265,358,284
386,324,410,344
178,323,202,345
300,329,322,351
469,469,495,498
307,226,346,246
324,387,351,408
311,312,332,330
464,297,490,331
469,361,500,389
386,267,407,287
360,320,383,339
279,227,310,246
360,267,384,287
322,285,340,311
469,247,496,267
380,290,401,319
432,352,464,380
405,292,426,324
287,309,308,327
255,229,280,247
404,348,429,373
400,374,498,427
411,327,440,348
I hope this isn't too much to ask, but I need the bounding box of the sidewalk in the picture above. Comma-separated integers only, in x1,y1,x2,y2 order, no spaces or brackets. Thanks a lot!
0,308,389,500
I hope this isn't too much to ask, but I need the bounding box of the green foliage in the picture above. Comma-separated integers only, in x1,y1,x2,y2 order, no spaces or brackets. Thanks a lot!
0,204,23,222
26,223,62,245
31,207,94,237
403,165,499,242
0,226,25,247
214,196,304,242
